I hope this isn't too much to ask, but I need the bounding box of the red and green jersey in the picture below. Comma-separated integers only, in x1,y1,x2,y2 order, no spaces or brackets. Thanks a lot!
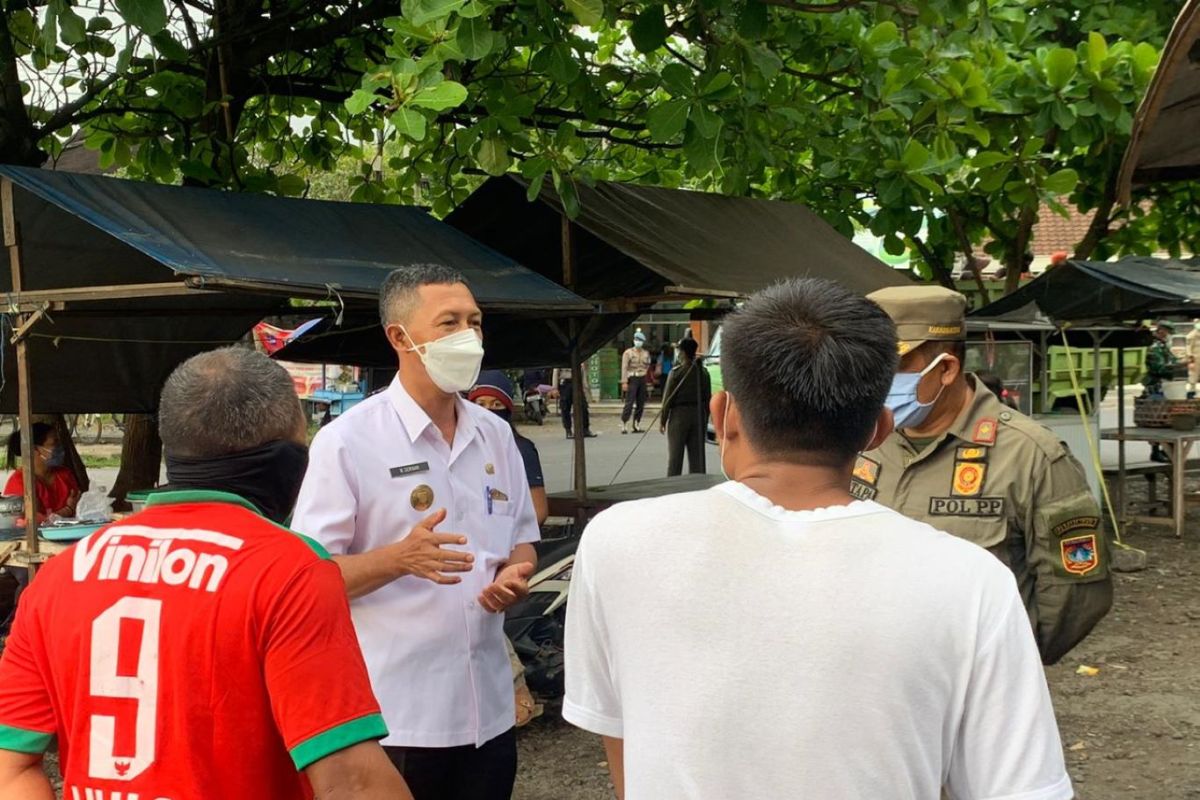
0,490,387,800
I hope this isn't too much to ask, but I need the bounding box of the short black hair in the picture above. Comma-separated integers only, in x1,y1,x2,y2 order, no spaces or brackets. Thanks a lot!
915,339,966,362
679,338,699,359
721,279,898,466
379,264,468,326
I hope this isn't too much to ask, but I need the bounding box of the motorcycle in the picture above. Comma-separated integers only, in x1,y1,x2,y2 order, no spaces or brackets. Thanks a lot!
504,528,578,694
523,387,548,426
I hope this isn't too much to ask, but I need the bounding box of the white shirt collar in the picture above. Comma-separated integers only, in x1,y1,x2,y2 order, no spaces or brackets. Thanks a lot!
387,375,477,452
717,480,884,523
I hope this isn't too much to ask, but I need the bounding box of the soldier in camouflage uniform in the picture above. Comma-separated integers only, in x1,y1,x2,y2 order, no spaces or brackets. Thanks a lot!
1143,321,1178,397
854,286,1113,665
1143,321,1178,462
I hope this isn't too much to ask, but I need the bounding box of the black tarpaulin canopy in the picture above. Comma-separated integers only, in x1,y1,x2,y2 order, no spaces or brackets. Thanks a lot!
272,310,636,370
972,257,1200,324
0,166,592,412
446,176,910,301
1118,0,1200,201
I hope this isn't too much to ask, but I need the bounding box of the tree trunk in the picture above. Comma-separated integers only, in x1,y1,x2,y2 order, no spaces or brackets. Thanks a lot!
109,415,161,511
1005,203,1038,295
0,6,45,167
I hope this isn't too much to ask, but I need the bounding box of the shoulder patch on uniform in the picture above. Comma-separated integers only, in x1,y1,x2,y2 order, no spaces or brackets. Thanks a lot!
1051,515,1101,538
1061,534,1099,576
972,418,998,445
853,455,880,485
956,446,987,461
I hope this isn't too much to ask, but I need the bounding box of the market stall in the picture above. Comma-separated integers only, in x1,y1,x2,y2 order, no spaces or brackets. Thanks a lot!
0,166,592,567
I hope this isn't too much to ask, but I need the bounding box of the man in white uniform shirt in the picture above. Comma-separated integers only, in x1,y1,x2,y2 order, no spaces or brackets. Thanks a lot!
564,278,1073,800
293,264,539,800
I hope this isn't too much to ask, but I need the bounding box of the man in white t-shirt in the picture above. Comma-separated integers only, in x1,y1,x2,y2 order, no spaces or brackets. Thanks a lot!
563,278,1073,800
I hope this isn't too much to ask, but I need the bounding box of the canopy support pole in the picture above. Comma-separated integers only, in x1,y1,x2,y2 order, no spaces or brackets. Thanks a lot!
562,215,588,512
1039,331,1050,414
2,178,40,573
1117,346,1127,526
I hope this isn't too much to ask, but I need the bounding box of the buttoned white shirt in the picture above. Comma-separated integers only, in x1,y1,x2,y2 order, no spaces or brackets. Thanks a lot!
292,377,540,748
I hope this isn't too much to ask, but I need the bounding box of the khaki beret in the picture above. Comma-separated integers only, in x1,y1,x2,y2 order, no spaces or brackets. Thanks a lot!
867,285,968,356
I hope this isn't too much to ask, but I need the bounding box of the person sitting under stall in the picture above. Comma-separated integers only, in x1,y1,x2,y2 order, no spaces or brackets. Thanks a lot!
4,422,79,521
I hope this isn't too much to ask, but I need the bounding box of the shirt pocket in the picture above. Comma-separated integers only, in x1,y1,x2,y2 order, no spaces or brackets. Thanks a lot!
476,509,516,578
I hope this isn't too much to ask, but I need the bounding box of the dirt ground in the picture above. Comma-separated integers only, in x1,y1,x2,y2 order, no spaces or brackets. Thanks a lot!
39,481,1200,799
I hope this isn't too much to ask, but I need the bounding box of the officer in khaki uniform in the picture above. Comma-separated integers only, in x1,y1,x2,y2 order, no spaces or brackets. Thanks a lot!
856,285,1113,665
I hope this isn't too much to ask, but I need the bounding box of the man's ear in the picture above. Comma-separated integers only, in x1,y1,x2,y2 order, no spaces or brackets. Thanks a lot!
940,353,963,386
710,392,730,441
865,406,895,451
385,324,410,353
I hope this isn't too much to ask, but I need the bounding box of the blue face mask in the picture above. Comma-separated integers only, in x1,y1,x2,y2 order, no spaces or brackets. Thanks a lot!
39,445,65,469
886,353,949,431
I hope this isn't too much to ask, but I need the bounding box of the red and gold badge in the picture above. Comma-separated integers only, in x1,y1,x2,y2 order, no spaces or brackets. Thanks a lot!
952,462,986,497
1061,534,1099,576
972,418,998,445
853,456,880,485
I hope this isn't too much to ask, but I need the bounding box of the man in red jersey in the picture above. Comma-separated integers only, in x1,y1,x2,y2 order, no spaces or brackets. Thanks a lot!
0,347,411,800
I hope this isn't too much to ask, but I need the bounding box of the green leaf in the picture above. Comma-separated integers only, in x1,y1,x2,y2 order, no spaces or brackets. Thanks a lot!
1044,48,1077,91
970,152,1009,169
458,0,491,18
1087,32,1108,73
1050,100,1076,131
1132,42,1159,80
57,3,87,46
345,89,378,115
39,5,58,56
86,15,113,32
392,108,428,141
553,171,582,218
455,17,495,60
277,174,307,196
410,81,468,111
977,166,1011,193
564,0,604,27
661,63,693,96
533,44,581,84
908,173,944,196
901,139,930,171
630,6,667,54
866,21,899,48
647,99,689,141
1043,168,1079,196
150,31,189,61
746,46,782,81
406,0,466,25
525,173,546,203
689,102,721,138
933,132,957,163
476,135,510,176
115,0,168,35
737,0,768,39
701,72,733,97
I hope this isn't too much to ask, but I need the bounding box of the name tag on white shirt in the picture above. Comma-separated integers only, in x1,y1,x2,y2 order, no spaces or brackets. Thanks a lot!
390,462,430,478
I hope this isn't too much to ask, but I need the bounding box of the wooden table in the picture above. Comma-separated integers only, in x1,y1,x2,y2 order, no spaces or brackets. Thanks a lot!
1102,427,1200,538
548,474,724,522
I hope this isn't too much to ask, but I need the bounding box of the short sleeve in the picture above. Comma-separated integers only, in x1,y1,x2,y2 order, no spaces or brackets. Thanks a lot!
291,427,359,556
3,471,21,499
498,426,539,547
262,559,387,770
945,587,1073,800
562,529,622,738
0,568,56,754
515,437,545,488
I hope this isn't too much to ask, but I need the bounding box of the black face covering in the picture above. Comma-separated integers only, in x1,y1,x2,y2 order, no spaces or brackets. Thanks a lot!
492,407,513,424
165,440,310,524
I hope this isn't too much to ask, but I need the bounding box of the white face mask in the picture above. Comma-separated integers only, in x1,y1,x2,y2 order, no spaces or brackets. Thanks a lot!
401,326,484,394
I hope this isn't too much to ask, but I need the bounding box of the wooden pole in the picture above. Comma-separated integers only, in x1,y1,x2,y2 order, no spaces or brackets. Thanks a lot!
3,179,39,571
562,215,588,507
